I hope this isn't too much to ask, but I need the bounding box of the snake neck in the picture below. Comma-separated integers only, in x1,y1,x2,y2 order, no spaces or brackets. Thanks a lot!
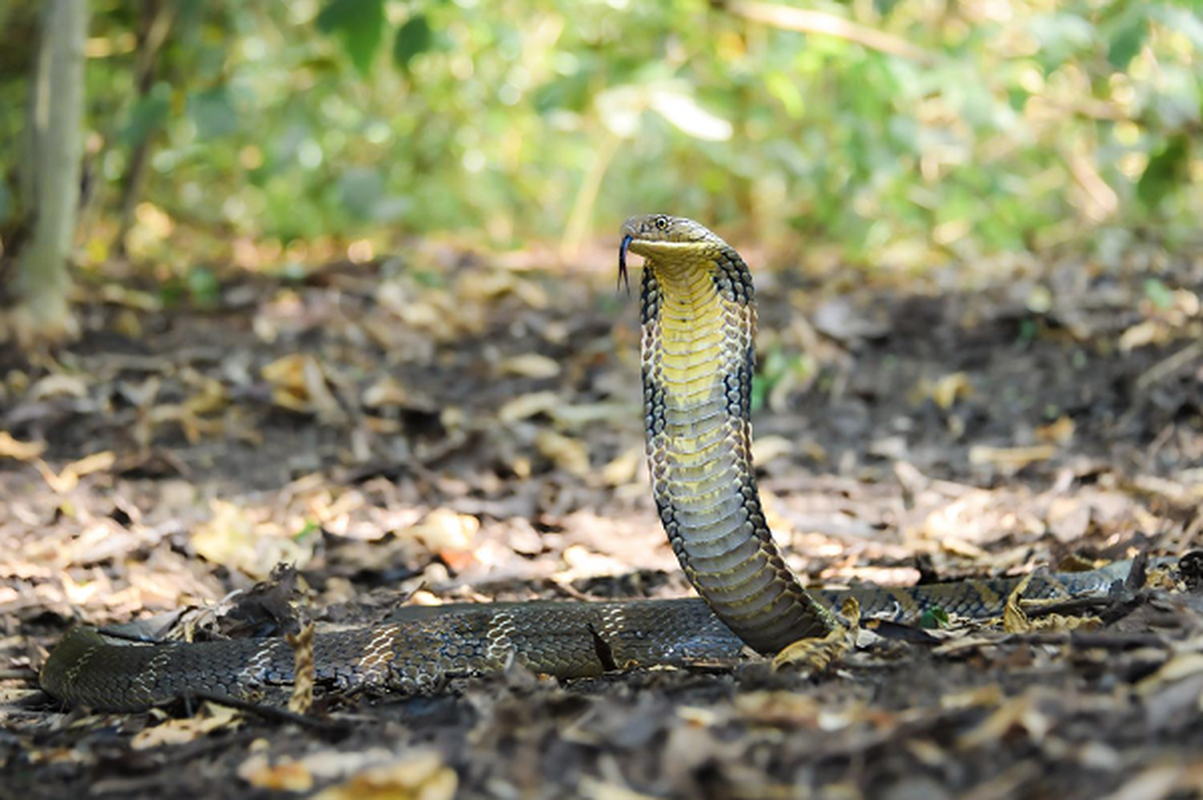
638,241,837,654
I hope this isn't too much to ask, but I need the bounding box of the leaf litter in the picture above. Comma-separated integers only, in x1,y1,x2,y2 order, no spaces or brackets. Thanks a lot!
0,248,1201,798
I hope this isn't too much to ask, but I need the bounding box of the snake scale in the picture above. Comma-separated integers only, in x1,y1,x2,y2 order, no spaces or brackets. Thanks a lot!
40,215,1169,711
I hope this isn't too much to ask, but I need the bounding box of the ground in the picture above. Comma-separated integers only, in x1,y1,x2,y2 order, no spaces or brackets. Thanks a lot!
1,242,1201,799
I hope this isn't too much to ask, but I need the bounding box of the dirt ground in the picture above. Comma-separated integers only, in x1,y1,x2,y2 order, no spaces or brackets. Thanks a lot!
1,243,1202,799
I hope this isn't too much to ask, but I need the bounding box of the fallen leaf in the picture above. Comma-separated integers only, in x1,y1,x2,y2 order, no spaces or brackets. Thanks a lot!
238,752,315,792
499,353,561,379
1118,319,1161,351
751,435,793,467
36,451,115,493
535,429,590,475
1035,416,1075,445
312,750,457,800
968,445,1057,469
362,377,409,409
261,354,345,422
1137,652,1203,696
772,600,857,673
956,690,1049,750
192,500,314,578
27,373,88,401
132,703,243,750
928,372,973,410
0,431,45,461
498,391,559,423
601,446,642,487
408,508,479,569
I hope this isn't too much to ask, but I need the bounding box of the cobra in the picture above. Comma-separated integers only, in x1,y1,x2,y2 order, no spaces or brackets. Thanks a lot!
40,215,1166,710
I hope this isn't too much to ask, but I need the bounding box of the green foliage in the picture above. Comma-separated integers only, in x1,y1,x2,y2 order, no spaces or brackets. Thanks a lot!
394,14,433,72
1137,135,1192,212
316,0,385,77
0,0,1200,269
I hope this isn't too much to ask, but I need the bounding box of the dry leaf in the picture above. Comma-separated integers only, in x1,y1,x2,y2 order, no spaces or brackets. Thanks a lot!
36,450,116,493
1035,416,1075,445
312,750,457,800
184,373,230,416
1137,653,1203,696
262,354,312,412
498,353,561,379
409,507,473,558
27,373,88,401
928,372,973,410
751,435,793,467
362,377,409,409
968,445,1056,469
99,283,163,311
0,431,45,462
238,752,315,792
132,703,243,750
535,429,590,475
191,500,314,578
498,391,559,423
956,691,1049,750
601,446,642,487
772,602,856,673
262,354,345,422
1118,319,1161,351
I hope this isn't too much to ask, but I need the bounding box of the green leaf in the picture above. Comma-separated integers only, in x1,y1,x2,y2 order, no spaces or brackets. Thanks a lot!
187,87,238,140
187,266,221,308
123,82,172,148
1137,135,1191,211
1143,278,1174,310
1107,17,1146,69
393,14,432,72
316,0,385,77
918,607,950,629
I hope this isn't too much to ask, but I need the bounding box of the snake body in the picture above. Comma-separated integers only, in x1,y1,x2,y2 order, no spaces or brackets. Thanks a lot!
40,215,1163,710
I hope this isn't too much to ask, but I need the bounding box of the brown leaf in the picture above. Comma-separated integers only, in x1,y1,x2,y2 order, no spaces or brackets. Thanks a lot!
238,752,315,792
131,703,243,750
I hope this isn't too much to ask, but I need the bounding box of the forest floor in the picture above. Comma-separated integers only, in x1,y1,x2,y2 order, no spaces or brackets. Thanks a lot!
1,241,1202,799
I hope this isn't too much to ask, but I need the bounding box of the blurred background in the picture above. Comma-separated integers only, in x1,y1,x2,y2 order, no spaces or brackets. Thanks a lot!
2,0,1201,319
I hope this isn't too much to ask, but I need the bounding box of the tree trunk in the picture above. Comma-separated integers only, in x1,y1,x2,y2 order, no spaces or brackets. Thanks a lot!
9,0,88,344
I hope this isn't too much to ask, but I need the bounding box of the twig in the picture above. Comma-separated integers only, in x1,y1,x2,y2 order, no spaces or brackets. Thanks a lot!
1006,631,1170,650
180,691,345,730
0,667,37,680
1136,340,1203,391
723,1,937,64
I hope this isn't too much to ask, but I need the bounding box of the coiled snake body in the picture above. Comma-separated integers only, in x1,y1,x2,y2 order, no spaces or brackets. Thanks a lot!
41,216,1159,710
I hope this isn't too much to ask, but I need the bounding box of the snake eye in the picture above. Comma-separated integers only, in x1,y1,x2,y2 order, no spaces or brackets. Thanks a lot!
655,217,669,231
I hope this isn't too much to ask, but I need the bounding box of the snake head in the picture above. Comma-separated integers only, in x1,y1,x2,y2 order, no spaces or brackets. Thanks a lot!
619,215,728,290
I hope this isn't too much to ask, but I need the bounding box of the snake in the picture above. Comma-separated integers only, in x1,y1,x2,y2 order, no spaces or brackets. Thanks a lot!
39,215,1173,711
